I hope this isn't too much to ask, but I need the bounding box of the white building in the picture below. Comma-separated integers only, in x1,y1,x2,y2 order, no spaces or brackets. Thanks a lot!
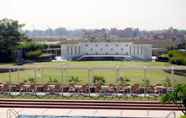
61,41,152,60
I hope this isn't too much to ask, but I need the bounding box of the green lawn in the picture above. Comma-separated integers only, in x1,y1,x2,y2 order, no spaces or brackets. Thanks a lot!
0,61,185,85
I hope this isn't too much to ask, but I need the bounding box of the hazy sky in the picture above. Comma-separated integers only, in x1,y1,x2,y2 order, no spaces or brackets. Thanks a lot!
0,0,186,30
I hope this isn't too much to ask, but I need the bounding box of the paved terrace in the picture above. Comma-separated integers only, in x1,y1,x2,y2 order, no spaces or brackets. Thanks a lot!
1,108,183,118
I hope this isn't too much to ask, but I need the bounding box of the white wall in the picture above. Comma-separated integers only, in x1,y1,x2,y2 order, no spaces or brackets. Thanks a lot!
61,42,152,60
80,42,131,55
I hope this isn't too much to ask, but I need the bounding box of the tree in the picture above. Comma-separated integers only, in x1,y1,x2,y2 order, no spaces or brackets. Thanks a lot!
0,18,25,62
161,84,186,115
18,41,47,60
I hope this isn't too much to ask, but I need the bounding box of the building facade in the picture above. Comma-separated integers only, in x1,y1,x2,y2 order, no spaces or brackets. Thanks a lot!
61,41,152,60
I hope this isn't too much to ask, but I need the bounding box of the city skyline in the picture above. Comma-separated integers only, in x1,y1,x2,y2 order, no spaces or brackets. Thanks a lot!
0,0,186,30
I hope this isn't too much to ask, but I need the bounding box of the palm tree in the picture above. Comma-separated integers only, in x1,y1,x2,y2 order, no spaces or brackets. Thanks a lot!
161,84,186,115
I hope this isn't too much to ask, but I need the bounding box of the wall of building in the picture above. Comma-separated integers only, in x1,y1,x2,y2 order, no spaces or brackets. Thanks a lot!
61,42,152,60
80,42,131,55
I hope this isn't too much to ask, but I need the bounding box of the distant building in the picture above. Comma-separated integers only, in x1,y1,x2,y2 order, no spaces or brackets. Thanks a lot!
61,41,152,60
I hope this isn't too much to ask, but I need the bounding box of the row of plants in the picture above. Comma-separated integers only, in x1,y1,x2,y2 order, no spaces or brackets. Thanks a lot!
11,75,174,88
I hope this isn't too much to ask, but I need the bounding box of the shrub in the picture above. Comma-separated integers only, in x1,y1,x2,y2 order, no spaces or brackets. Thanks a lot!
93,76,105,86
117,76,130,86
26,50,42,59
180,115,186,118
68,76,80,85
48,76,59,84
168,50,186,65
161,84,186,115
169,57,186,65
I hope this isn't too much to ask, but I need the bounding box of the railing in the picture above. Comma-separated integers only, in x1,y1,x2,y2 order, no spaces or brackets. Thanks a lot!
7,109,19,118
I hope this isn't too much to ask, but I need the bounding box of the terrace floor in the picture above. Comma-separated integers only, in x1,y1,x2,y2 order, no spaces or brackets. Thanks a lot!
1,108,183,118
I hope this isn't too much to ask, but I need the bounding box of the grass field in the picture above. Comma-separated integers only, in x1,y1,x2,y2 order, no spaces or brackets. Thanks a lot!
0,61,185,85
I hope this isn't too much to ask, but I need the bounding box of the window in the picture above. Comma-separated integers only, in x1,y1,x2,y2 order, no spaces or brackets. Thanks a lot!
105,44,108,47
95,44,98,47
110,48,113,50
121,48,123,50
115,44,119,46
85,44,88,47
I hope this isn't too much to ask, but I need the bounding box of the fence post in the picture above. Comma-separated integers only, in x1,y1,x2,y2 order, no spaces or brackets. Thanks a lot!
8,69,12,95
144,66,147,96
34,68,37,80
17,68,20,82
88,68,91,96
116,66,120,96
171,66,175,86
61,68,64,96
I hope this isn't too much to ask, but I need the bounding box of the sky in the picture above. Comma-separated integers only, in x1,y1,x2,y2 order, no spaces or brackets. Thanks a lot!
0,0,186,30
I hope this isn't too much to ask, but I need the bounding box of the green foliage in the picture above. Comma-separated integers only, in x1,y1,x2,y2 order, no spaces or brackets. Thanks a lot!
161,84,186,114
142,79,150,87
169,57,186,65
18,41,47,50
160,54,169,58
48,76,58,84
168,50,186,65
163,77,172,87
180,115,186,118
18,41,47,60
0,18,25,62
93,76,106,86
68,76,80,85
26,50,42,59
28,77,36,84
117,76,130,86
